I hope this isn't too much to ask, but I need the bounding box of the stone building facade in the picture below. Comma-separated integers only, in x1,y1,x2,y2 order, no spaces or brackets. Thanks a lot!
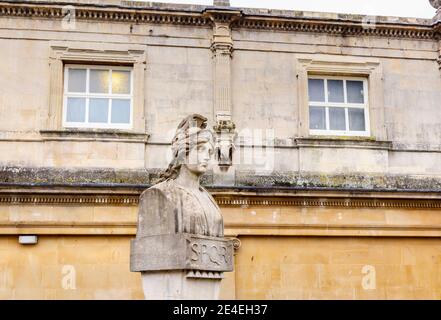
0,0,441,299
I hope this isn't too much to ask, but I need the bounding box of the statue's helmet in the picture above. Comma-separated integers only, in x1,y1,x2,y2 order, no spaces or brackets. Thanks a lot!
159,114,214,181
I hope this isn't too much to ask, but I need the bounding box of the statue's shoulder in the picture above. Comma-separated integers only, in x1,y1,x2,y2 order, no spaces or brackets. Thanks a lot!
140,180,179,202
200,185,221,210
136,180,180,238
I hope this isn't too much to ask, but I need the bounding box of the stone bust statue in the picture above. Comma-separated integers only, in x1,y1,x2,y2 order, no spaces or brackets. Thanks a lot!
151,114,224,237
130,114,234,300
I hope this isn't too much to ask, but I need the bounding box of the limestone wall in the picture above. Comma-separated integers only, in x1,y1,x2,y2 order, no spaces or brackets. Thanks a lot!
1,1,441,301
0,5,439,178
2,201,441,299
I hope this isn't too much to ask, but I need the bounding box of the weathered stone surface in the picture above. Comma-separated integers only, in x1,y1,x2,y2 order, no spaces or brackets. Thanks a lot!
131,115,233,299
1,0,441,302
130,233,234,272
3,166,441,192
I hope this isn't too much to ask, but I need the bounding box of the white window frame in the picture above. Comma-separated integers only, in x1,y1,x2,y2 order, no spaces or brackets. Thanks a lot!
63,64,134,130
307,75,370,137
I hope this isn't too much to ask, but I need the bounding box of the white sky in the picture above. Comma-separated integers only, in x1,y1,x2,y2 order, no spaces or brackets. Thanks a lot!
134,0,436,19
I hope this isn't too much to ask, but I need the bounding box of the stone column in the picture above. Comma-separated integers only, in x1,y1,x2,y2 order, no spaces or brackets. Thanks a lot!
431,1,441,71
205,8,242,185
437,35,441,72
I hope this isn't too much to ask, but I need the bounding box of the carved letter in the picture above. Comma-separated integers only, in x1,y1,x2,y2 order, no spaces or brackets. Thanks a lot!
220,246,229,264
191,242,200,262
209,245,221,265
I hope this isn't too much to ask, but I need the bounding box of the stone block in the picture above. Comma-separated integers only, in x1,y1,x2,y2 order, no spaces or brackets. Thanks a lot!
130,233,234,272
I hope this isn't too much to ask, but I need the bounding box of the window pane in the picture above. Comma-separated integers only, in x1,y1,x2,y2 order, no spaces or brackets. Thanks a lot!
90,69,109,93
112,71,131,94
329,107,346,130
111,99,130,124
327,80,344,103
309,106,326,130
308,79,325,102
89,98,109,123
349,108,366,131
67,69,86,92
347,80,365,103
66,98,86,122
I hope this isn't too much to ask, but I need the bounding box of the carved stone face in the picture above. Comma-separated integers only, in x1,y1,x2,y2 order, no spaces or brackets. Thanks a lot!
185,141,214,176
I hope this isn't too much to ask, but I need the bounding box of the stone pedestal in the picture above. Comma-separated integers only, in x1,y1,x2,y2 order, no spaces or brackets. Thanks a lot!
131,233,234,300
141,271,221,300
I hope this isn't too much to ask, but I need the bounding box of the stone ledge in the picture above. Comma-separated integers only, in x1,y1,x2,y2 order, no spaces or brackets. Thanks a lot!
294,137,392,150
0,166,150,186
3,221,441,237
1,166,441,193
39,129,150,143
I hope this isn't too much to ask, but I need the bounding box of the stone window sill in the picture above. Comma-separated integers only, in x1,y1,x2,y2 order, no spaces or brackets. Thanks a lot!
39,129,150,143
295,137,392,150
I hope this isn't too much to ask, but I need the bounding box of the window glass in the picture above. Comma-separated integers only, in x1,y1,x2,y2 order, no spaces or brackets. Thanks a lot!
66,98,86,122
308,79,325,102
327,80,344,103
309,106,326,130
112,71,131,94
67,69,86,93
329,107,346,131
90,69,109,93
308,77,368,135
347,80,364,104
64,66,132,128
89,98,109,123
348,108,366,131
111,99,131,124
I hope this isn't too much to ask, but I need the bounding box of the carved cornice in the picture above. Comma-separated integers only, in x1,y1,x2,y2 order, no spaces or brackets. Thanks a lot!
0,2,438,40
235,18,435,40
214,196,441,209
0,193,139,206
0,2,210,26
1,190,441,209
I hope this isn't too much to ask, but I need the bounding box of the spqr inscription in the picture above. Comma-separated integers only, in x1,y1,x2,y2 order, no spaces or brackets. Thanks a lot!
187,238,233,269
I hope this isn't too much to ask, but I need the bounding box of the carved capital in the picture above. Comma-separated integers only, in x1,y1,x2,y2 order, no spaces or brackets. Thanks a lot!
213,119,236,134
211,42,234,58
213,112,236,169
204,10,241,58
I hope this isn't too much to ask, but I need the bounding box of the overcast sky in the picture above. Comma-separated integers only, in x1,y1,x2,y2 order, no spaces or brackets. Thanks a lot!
135,0,436,19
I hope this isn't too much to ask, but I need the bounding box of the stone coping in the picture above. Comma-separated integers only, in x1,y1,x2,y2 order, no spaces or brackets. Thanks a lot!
1,166,441,193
